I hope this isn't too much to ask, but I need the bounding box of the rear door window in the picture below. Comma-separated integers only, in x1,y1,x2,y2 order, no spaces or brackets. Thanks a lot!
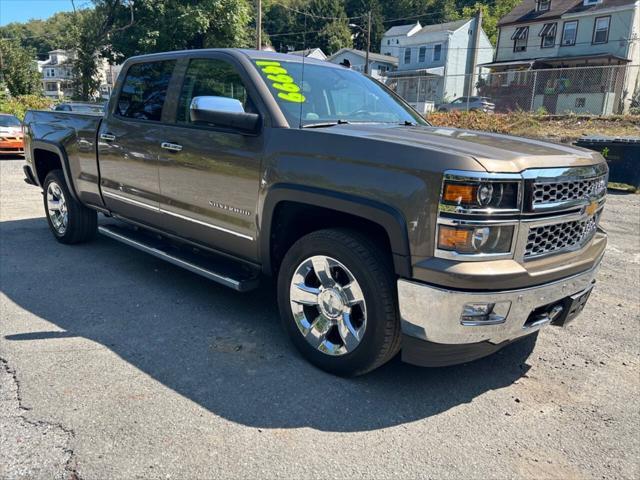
116,60,176,121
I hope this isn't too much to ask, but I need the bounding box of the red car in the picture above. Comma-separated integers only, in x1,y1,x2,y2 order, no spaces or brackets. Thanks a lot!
0,114,25,156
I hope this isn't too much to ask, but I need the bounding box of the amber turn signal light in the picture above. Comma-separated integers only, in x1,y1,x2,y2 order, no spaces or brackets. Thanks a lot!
443,184,477,204
438,225,472,250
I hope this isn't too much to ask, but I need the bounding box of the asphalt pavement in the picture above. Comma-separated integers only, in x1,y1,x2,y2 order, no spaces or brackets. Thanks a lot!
1,156,638,479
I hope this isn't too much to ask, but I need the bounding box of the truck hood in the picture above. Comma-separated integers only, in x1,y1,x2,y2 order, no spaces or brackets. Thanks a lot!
328,124,603,173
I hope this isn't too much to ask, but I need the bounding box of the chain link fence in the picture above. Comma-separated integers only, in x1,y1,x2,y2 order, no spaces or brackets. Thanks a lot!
382,64,640,116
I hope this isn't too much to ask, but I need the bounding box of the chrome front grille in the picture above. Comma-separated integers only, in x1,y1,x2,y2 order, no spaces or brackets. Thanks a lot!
525,213,599,258
532,175,607,207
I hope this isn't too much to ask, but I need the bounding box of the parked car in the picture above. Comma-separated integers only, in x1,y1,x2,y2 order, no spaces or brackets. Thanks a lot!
0,114,24,156
54,102,106,114
436,96,495,113
23,49,607,376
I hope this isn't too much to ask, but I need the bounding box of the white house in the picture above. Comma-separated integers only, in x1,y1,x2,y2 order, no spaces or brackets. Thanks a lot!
288,48,327,61
380,22,423,58
37,49,121,100
380,18,495,112
327,48,398,79
37,49,75,98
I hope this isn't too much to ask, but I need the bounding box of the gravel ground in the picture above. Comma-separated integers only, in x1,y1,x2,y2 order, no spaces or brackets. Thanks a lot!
1,157,638,479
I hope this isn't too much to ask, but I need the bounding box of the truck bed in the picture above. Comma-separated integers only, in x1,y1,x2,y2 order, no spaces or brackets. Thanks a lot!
24,109,105,209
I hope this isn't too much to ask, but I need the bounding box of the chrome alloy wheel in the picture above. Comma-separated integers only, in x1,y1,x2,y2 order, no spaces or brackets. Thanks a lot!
289,255,367,356
46,181,68,235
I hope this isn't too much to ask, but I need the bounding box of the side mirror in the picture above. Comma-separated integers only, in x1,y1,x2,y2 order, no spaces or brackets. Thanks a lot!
190,96,260,133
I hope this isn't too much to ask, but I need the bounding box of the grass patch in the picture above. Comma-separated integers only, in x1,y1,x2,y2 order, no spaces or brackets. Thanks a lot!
427,111,640,144
608,182,638,193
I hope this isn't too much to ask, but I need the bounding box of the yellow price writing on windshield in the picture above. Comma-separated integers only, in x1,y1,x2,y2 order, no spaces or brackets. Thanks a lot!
255,60,306,104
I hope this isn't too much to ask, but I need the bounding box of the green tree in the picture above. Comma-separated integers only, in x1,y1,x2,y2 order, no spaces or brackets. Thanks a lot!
0,39,41,96
106,0,253,61
262,0,352,53
68,1,135,100
447,0,521,43
0,12,76,59
345,0,385,53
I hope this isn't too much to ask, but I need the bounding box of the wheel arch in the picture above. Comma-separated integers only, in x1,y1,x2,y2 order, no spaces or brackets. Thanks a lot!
30,140,80,202
260,184,412,278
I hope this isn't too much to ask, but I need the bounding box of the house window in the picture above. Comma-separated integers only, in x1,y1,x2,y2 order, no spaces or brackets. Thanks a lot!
539,22,557,48
511,26,529,52
592,16,610,44
561,20,578,46
379,65,387,74
404,48,411,64
433,44,442,61
537,0,551,12
45,83,57,92
418,47,426,62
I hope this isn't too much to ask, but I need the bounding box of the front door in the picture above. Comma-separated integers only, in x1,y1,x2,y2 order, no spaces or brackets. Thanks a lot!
155,57,263,260
98,59,177,227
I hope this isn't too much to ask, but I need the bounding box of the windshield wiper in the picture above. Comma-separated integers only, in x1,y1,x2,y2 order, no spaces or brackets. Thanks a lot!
302,119,350,129
401,120,417,126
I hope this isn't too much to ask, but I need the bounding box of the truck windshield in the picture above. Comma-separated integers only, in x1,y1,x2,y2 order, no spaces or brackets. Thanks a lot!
252,59,427,128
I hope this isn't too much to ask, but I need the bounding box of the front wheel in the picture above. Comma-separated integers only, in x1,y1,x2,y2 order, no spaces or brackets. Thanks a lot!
43,169,97,244
277,229,401,376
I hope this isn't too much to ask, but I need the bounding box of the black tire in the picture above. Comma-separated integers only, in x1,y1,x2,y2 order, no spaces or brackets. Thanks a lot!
43,169,97,244
277,228,401,376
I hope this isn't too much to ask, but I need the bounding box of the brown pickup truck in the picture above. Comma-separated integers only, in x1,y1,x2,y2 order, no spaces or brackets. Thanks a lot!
23,49,607,376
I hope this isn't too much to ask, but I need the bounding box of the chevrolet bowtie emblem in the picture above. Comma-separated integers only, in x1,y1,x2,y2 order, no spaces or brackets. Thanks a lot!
586,200,598,216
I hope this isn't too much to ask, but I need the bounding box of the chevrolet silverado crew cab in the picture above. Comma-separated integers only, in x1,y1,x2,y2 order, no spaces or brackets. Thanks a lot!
23,49,608,376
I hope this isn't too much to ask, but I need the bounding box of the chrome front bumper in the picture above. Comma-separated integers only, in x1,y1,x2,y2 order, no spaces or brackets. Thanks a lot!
398,265,599,346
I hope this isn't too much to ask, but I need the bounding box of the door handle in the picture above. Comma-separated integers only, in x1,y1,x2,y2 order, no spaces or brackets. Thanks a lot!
100,133,116,142
161,142,183,152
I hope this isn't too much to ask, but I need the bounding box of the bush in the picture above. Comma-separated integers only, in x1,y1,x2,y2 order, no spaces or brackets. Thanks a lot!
426,110,640,142
0,95,54,120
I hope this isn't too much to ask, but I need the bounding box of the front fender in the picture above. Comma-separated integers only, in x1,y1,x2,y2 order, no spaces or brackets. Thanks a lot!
259,183,412,277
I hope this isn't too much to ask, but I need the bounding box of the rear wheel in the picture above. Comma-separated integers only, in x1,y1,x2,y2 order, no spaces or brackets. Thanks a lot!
43,169,97,244
277,229,401,376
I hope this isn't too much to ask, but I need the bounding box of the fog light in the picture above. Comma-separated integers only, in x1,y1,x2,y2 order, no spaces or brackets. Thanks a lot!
461,301,511,326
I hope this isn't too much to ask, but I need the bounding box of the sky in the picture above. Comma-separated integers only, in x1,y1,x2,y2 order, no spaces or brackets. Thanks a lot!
0,0,76,26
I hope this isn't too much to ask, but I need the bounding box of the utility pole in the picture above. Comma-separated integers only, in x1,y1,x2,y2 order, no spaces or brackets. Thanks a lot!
467,7,482,98
256,0,262,50
364,10,372,75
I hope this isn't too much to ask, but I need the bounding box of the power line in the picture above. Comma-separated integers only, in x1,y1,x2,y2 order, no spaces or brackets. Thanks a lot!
269,1,366,21
382,2,499,24
268,28,326,38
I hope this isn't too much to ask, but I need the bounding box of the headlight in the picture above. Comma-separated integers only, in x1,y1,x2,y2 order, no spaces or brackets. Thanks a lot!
441,181,519,211
437,224,514,255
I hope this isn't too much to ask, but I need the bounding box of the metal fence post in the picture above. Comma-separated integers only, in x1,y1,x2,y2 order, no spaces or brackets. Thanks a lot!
530,70,538,112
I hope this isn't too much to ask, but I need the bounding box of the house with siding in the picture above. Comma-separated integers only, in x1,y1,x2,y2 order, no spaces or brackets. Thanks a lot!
37,49,121,100
288,48,327,61
38,50,75,98
326,49,398,80
481,0,640,113
380,18,494,113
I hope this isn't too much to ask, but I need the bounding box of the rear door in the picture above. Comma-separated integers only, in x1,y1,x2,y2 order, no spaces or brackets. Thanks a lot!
153,56,265,260
98,59,177,226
